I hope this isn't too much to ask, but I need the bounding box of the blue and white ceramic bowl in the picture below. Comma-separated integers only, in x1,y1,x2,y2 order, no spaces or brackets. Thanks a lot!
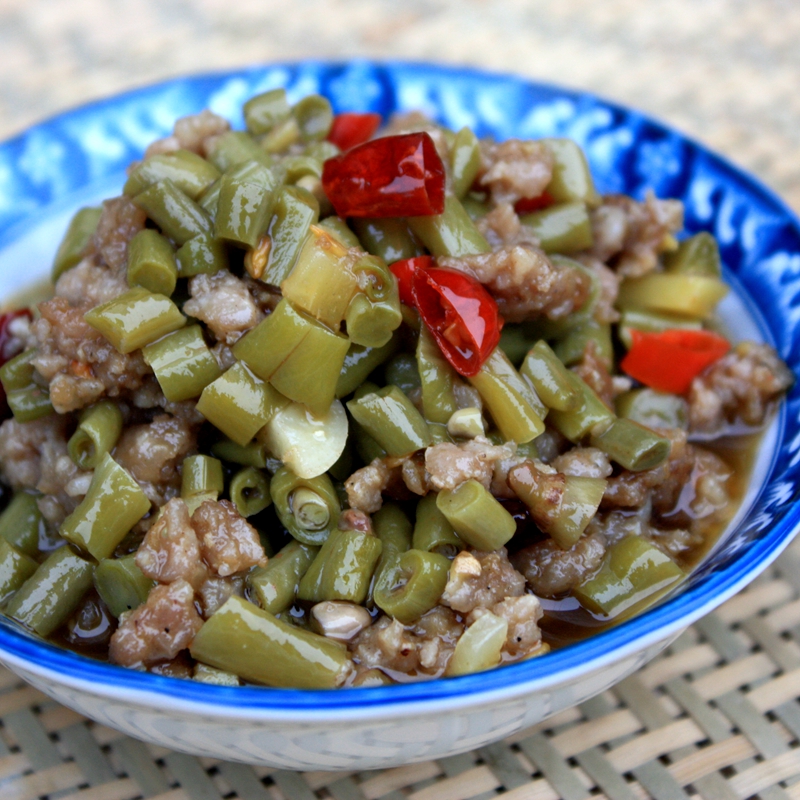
0,62,798,770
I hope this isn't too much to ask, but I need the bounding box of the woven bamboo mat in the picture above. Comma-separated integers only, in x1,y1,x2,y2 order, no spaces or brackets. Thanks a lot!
1,0,800,797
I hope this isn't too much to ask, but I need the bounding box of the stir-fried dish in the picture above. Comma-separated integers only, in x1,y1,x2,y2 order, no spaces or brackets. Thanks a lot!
0,91,792,688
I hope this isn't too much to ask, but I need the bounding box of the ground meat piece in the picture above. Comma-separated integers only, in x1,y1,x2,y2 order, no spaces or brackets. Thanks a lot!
572,341,614,407
183,272,264,345
191,499,266,577
135,498,208,588
589,192,683,278
401,454,428,496
647,527,703,559
477,203,540,249
350,606,463,679
574,255,620,324
109,580,203,667
486,595,543,657
688,342,794,434
198,574,245,618
54,257,128,308
512,532,607,597
144,109,230,158
425,436,515,492
552,447,613,478
88,197,147,276
114,414,197,505
478,139,554,206
33,297,150,412
339,508,373,533
345,458,394,514
439,245,590,323
602,429,693,513
441,549,526,614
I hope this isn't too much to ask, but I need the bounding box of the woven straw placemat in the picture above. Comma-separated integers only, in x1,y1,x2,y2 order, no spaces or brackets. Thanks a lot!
1,1,800,797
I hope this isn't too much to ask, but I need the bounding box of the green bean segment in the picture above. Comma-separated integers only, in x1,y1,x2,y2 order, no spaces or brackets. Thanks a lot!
263,186,320,286
663,232,721,278
243,88,291,135
84,286,186,354
385,353,421,394
468,348,545,443
413,492,462,556
60,454,151,561
52,207,102,281
270,467,340,545
574,536,684,618
206,131,272,172
293,95,333,141
181,454,224,513
0,349,53,423
417,326,460,424
297,528,382,604
229,467,272,517
93,554,154,618
316,216,361,249
176,232,229,277
450,127,482,198
210,438,269,469
436,479,516,551
617,273,729,319
124,150,220,200
408,195,491,257
127,229,178,296
520,340,580,412
190,595,352,688
547,372,615,443
374,549,450,624
553,320,613,369
142,325,222,402
248,539,318,614
616,388,688,430
590,417,671,472
347,385,432,457
350,218,424,263
214,165,280,249
445,612,508,677
345,256,403,349
336,336,401,399
133,179,212,246
197,362,288,446
67,400,124,470
371,503,413,602
0,539,38,605
0,492,43,557
542,138,600,205
5,546,95,637
521,201,593,254
617,308,702,349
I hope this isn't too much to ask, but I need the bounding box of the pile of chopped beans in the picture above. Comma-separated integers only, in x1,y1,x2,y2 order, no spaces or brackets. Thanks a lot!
0,90,792,688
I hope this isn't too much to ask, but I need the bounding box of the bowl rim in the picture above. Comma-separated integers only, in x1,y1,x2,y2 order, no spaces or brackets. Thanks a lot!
0,59,798,719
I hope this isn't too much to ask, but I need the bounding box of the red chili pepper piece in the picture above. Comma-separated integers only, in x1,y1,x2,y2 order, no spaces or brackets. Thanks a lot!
327,112,382,152
321,132,445,218
620,328,730,395
0,309,32,418
514,191,555,215
390,256,434,306
412,266,503,377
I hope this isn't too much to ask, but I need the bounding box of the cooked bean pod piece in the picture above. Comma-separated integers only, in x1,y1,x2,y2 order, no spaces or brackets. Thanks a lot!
520,201,593,253
574,536,684,618
244,88,291,135
190,595,352,689
347,385,432,457
67,400,124,470
297,528,382,604
385,353,421,394
206,131,273,172
93,554,154,618
546,371,615,443
60,454,151,561
450,127,482,198
344,256,402,348
52,206,102,281
617,273,728,319
247,539,318,614
293,95,333,142
436,479,516,551
84,287,186,354
124,150,220,200
132,179,213,245
127,229,178,296
270,467,340,546
180,454,224,513
0,539,38,605
210,438,271,469
197,362,288,447
520,340,580,412
468,348,545,443
445,611,508,677
542,138,600,205
590,417,671,472
663,232,721,278
214,163,281,250
350,218,424,263
374,549,450,624
5,546,95,637
371,503,413,602
0,349,53,423
142,325,222,403
417,326,460,424
413,492,462,557
316,216,361,249
229,467,272,518
615,388,688,430
335,335,401,399
176,232,229,277
553,320,613,368
617,307,702,349
0,492,44,557
407,195,490,257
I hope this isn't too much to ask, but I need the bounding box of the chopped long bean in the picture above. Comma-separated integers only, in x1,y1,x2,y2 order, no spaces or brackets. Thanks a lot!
181,454,224,513
132,179,213,245
542,138,600,205
52,207,102,281
247,539,318,614
520,201,593,253
67,400,124,470
205,131,272,172
590,417,671,472
445,612,508,677
374,549,450,624
413,493,462,557
663,232,721,278
229,467,272,517
335,335,401,399
450,127,482,198
0,539,38,605
436,479,516,551
263,186,320,285
615,388,688,430
0,493,43,557
127,229,178,296
407,195,490,257
124,150,220,200
244,89,291,135
417,326,460,423
93,554,154,618
520,340,580,412
176,232,229,277
270,467,340,545
617,273,729,319
350,218,424,263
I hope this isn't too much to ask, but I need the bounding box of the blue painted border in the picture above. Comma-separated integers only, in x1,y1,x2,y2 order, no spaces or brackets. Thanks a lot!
0,60,799,713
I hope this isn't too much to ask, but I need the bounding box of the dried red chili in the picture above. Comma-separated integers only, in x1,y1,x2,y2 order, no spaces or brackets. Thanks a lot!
514,191,555,215
321,132,445,218
389,255,433,307
326,112,382,152
620,328,730,395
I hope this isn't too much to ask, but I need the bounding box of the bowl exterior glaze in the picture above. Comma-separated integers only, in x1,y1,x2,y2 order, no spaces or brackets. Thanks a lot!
0,61,798,770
